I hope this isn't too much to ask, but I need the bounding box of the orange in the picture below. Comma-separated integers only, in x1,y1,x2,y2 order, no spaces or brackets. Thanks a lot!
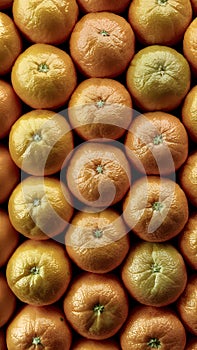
183,18,197,76
179,151,197,207
68,78,132,140
0,272,16,328
120,305,186,350
9,109,74,176
178,212,197,270
70,12,135,78
77,0,130,13
72,338,121,349
63,272,128,340
182,85,197,142
13,0,79,44
66,142,131,207
0,329,6,350
128,0,192,46
123,176,188,242
6,304,72,350
185,337,197,350
0,209,19,268
65,208,129,273
0,145,19,205
190,0,197,15
11,43,77,109
121,241,187,307
176,274,197,336
8,176,73,240
6,239,72,306
0,12,22,75
125,111,188,175
0,80,22,140
0,0,13,9
126,45,191,111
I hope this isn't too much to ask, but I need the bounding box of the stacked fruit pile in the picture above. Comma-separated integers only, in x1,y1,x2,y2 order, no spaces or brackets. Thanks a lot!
0,0,196,349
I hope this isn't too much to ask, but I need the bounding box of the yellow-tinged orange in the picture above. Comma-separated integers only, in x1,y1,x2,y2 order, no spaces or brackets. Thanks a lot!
183,18,197,76
9,109,74,176
11,43,77,109
13,0,79,44
6,304,72,350
121,241,187,307
8,176,74,240
6,239,72,306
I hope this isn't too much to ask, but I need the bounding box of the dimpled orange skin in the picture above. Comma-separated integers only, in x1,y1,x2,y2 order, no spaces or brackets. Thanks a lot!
6,304,72,350
0,145,20,205
0,272,16,328
0,209,19,268
179,151,197,207
66,142,131,208
13,0,79,44
77,0,130,13
128,0,192,46
68,78,132,141
178,212,197,270
69,12,135,78
72,337,121,349
120,305,186,350
176,275,197,336
6,239,72,306
0,12,22,75
124,111,188,175
183,18,197,76
63,272,129,340
11,43,77,109
65,208,130,273
182,85,197,143
123,176,188,242
121,241,187,307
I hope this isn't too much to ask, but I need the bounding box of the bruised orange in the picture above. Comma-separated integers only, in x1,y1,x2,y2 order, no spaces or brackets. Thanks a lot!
68,78,132,141
13,0,79,44
6,239,72,306
11,43,77,109
6,304,72,350
63,272,128,340
120,305,186,350
65,208,129,273
70,12,135,78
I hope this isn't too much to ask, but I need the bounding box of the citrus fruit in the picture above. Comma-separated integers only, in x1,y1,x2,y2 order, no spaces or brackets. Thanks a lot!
13,0,79,44
0,12,22,75
11,43,77,109
0,144,20,204
6,304,72,350
126,45,191,111
0,272,16,327
182,85,197,142
0,80,22,140
8,176,73,240
190,0,197,15
72,337,121,349
63,272,129,340
66,142,131,207
176,274,197,336
0,329,6,350
65,208,129,273
9,109,74,176
185,337,197,350
0,209,19,268
183,18,197,76
68,78,132,141
128,0,192,46
178,212,197,270
121,241,187,307
0,0,13,9
120,305,186,350
123,176,188,242
124,111,188,175
77,0,130,13
70,12,135,78
6,239,72,306
179,151,197,207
